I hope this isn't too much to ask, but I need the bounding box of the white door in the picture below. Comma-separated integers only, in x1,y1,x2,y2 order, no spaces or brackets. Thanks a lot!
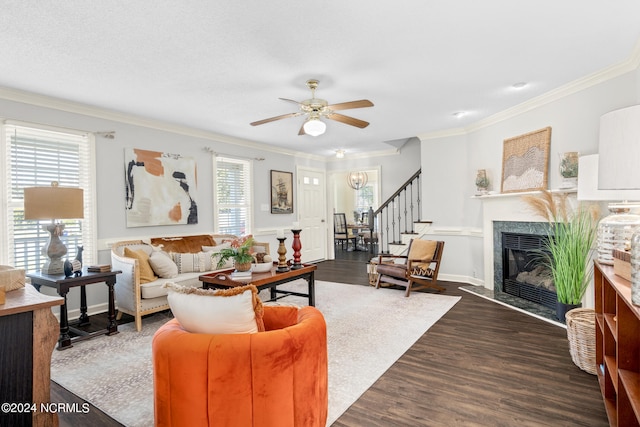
296,167,327,262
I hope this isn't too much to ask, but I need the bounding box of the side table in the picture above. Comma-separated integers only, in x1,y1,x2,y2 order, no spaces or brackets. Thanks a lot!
27,269,121,350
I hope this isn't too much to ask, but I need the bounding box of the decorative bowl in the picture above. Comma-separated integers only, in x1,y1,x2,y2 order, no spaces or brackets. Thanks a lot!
251,262,273,273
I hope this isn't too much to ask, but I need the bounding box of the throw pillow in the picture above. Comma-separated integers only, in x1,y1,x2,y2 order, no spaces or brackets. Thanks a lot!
170,252,215,273
123,247,158,284
164,282,265,334
148,249,178,278
408,239,437,270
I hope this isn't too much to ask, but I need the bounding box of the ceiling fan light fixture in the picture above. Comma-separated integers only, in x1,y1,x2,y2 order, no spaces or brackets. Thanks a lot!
303,118,326,136
336,149,345,159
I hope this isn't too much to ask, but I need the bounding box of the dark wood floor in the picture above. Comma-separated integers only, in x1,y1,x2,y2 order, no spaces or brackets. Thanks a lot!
52,248,607,426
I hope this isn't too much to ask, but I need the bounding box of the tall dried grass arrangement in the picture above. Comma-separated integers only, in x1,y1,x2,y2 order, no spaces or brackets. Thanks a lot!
522,190,599,305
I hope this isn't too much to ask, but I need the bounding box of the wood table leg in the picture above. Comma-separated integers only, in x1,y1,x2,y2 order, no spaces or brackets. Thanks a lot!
308,271,315,306
77,285,90,326
105,278,119,335
57,291,72,350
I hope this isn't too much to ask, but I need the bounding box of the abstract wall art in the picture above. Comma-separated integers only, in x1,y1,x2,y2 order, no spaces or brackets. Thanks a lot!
124,148,198,227
501,127,551,193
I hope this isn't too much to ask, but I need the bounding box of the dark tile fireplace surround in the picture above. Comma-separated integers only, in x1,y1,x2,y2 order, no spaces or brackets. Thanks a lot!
462,220,561,324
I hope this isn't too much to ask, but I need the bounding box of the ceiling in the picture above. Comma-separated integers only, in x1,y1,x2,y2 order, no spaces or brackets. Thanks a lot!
1,1,640,158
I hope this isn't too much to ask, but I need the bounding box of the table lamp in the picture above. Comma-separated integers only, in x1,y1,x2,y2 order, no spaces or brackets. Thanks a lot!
24,182,84,274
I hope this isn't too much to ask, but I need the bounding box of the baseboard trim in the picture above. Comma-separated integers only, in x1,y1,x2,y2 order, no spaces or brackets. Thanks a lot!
440,273,484,287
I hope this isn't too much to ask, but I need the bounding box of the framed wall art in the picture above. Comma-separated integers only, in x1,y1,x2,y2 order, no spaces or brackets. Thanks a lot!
501,127,551,193
124,147,198,227
270,170,293,214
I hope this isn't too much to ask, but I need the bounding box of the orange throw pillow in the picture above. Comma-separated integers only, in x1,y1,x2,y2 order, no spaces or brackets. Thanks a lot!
124,247,158,283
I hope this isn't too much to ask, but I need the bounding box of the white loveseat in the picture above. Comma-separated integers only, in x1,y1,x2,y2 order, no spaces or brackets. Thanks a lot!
111,234,271,331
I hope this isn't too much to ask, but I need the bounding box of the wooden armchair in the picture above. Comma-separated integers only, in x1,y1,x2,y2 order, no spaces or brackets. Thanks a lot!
375,239,445,296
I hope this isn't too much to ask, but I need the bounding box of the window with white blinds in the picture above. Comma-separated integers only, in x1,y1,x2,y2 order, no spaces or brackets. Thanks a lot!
1,123,96,271
214,156,252,236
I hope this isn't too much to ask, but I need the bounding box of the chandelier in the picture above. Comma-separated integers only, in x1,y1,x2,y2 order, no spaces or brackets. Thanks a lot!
347,171,368,190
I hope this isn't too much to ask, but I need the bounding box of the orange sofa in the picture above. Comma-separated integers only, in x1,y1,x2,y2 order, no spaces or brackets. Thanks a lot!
152,305,328,427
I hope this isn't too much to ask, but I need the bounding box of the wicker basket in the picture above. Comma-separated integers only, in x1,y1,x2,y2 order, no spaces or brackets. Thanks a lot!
566,308,596,375
0,265,26,292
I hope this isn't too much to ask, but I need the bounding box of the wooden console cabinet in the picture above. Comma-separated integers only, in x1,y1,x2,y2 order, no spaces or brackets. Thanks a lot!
594,261,640,426
0,285,63,427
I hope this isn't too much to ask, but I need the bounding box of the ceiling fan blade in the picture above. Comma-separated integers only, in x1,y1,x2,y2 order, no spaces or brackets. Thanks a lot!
298,124,306,135
279,98,303,106
327,99,374,111
250,112,302,126
326,113,370,128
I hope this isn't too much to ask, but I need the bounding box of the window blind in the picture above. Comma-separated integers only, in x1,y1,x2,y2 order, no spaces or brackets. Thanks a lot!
2,124,96,271
215,156,252,236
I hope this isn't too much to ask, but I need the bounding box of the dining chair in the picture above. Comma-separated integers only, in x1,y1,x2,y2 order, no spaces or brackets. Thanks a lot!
333,213,357,250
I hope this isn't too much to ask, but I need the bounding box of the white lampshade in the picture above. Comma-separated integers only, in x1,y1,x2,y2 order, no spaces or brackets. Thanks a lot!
303,118,326,136
598,105,640,191
578,154,640,201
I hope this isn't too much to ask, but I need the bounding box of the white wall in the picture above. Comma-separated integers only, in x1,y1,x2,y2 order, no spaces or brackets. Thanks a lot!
420,67,640,286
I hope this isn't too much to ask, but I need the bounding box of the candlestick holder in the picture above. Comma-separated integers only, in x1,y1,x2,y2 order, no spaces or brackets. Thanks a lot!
276,237,289,273
291,229,302,269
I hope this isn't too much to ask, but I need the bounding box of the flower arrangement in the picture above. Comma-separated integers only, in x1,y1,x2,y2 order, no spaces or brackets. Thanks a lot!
213,235,255,269
522,191,599,306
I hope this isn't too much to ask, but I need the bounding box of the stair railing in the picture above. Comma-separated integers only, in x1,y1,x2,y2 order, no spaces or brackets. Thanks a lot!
371,169,421,254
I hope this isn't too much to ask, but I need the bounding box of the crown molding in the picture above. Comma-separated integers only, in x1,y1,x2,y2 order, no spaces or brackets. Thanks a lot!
416,127,467,141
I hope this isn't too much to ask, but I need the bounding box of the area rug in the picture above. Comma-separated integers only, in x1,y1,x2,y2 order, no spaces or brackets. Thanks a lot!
51,280,460,426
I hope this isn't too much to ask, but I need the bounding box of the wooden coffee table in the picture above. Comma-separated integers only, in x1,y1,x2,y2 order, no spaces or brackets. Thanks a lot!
199,264,317,306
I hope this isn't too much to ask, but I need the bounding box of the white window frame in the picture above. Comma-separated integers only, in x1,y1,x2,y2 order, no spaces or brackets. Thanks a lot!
1,121,97,270
213,155,253,236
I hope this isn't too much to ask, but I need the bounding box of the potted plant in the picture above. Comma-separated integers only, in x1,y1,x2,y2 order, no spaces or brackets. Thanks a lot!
213,235,255,271
522,191,599,322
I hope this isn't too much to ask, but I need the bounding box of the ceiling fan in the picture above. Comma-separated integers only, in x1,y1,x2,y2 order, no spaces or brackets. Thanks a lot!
250,79,374,136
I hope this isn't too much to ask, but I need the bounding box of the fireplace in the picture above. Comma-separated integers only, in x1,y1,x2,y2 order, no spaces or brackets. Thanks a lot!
492,221,555,307
501,232,557,309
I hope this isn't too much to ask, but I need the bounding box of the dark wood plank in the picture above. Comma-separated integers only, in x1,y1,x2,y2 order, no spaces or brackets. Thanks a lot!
52,249,607,426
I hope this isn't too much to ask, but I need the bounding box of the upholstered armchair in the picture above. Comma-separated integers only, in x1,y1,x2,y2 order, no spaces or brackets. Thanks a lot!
375,239,445,296
152,305,328,427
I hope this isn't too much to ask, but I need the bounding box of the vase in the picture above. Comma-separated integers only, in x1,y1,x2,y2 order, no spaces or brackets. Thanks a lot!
596,205,640,265
234,261,252,272
556,301,581,323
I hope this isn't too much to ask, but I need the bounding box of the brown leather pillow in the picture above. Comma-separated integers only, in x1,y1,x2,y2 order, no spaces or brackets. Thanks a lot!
150,235,216,253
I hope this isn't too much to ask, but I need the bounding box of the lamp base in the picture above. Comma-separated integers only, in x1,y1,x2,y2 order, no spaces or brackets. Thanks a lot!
40,223,68,275
41,257,65,275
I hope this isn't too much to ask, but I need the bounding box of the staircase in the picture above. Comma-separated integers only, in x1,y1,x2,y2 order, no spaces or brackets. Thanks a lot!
372,169,432,255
